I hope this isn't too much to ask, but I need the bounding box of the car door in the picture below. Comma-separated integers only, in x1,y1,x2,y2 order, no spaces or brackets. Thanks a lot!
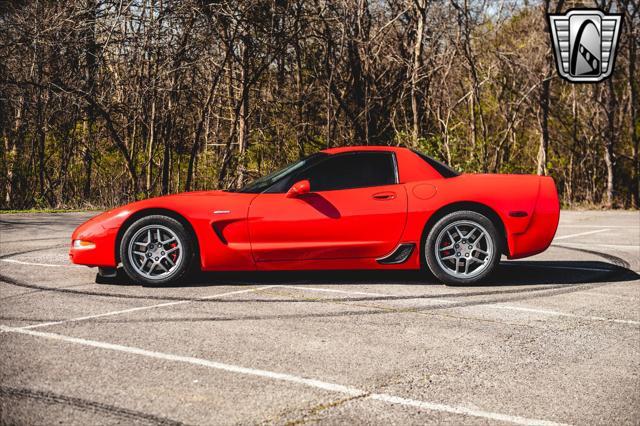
248,152,407,262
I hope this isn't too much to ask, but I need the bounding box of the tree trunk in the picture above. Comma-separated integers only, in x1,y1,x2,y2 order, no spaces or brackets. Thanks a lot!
470,93,477,147
6,95,26,207
218,64,238,186
603,79,617,208
36,73,47,198
411,0,426,146
161,139,171,195
537,77,550,176
1,126,10,207
295,40,306,158
628,4,639,208
161,96,172,196
537,0,564,176
236,41,250,189
185,46,230,192
146,99,156,195
82,0,97,198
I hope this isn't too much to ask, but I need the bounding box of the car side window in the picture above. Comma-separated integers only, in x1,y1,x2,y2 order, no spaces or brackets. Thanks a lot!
292,152,397,192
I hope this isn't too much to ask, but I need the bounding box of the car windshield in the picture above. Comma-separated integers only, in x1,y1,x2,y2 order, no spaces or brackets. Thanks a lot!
238,153,328,193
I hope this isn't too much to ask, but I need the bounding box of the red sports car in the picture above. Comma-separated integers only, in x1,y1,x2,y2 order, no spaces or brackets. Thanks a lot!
70,146,559,285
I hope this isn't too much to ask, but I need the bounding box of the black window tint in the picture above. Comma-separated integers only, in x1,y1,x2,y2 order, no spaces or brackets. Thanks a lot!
411,149,459,178
296,152,396,192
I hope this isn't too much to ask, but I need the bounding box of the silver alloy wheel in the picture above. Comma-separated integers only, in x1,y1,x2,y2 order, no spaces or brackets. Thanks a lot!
432,220,494,279
127,224,183,280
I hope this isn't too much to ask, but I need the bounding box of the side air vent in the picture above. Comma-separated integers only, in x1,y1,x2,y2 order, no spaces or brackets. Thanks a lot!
376,243,415,265
212,223,228,245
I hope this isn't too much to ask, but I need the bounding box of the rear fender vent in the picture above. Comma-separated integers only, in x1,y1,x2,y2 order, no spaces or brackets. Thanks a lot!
376,243,415,265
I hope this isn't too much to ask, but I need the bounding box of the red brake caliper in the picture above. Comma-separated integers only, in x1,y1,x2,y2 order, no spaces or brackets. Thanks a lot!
441,239,451,256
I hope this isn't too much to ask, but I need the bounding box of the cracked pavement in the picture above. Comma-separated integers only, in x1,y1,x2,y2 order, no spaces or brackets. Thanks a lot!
1,210,639,425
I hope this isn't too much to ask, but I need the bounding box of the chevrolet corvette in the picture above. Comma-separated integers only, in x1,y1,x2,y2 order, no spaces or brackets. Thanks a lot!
70,146,559,285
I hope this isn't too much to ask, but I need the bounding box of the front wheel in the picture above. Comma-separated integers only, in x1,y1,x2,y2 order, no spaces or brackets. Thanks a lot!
424,211,502,285
120,215,194,285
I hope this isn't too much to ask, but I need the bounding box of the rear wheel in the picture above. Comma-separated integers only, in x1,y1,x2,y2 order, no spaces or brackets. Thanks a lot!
120,215,194,285
424,210,501,285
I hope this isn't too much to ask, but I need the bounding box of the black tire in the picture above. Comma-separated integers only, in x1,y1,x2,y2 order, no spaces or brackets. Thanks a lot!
423,210,502,286
119,215,195,286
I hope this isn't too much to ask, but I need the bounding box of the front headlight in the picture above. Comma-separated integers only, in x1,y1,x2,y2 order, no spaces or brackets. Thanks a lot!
73,240,96,250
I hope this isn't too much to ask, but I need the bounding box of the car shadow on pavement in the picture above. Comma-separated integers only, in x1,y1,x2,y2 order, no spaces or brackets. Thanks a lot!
109,260,639,288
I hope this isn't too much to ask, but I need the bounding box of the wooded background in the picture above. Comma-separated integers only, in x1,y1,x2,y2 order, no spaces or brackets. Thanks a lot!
0,0,638,210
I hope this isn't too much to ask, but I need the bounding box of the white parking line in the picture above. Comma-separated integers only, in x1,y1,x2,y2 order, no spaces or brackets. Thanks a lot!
553,229,610,241
501,263,613,272
19,285,278,330
559,225,628,228
275,285,457,304
556,242,640,250
581,291,640,300
4,254,634,328
275,285,391,297
0,259,84,268
284,286,639,326
366,394,564,426
0,325,567,426
491,305,640,326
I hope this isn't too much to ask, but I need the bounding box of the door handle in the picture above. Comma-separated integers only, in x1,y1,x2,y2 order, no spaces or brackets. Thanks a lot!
372,191,396,200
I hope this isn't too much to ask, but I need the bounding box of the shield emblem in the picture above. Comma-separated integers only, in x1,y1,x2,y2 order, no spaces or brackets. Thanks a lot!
548,9,622,83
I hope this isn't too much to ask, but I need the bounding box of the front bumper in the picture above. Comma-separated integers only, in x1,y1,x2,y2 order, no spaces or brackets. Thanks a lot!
69,213,120,268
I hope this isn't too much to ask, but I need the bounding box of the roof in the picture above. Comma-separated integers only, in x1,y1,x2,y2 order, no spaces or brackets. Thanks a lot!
321,146,408,154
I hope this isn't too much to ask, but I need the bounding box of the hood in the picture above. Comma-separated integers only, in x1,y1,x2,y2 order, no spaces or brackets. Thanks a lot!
173,190,230,197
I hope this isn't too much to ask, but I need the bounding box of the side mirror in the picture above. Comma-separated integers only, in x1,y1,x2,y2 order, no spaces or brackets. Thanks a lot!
286,180,311,198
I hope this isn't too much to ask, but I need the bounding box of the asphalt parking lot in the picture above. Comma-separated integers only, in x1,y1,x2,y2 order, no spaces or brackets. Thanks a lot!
0,210,639,425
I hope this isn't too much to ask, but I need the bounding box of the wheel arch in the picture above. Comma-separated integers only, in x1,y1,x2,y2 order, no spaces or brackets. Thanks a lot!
421,201,508,257
115,208,201,266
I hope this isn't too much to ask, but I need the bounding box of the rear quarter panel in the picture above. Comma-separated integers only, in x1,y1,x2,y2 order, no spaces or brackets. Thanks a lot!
400,174,558,260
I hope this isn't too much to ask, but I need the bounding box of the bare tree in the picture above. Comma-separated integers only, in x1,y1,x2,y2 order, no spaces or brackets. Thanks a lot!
0,0,637,209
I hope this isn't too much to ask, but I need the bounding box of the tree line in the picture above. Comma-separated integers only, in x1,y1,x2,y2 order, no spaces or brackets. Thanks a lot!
0,0,638,210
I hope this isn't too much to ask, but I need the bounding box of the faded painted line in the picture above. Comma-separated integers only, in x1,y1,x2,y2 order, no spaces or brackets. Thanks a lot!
556,242,640,250
500,263,613,273
0,259,84,268
0,325,568,426
367,394,565,426
284,285,639,326
198,285,278,300
275,285,392,297
559,225,628,229
19,286,278,330
20,302,187,330
490,305,640,326
578,291,640,300
274,284,457,304
553,229,610,241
